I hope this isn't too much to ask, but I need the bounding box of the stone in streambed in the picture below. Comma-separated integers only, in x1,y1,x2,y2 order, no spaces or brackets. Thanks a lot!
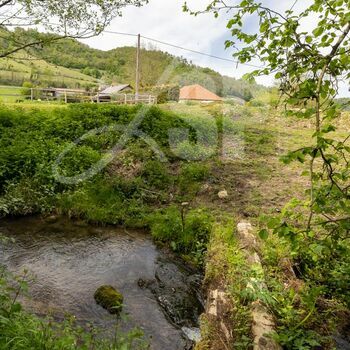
45,215,59,224
141,262,204,327
218,190,228,199
94,285,123,314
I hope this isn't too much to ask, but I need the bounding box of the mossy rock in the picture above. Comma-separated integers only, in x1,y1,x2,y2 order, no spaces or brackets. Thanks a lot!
94,285,123,314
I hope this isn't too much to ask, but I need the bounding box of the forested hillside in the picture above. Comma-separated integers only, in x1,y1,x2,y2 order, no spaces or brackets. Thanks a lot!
0,28,266,99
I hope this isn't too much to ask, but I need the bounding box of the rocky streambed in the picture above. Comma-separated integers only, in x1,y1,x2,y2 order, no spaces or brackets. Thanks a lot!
0,216,204,350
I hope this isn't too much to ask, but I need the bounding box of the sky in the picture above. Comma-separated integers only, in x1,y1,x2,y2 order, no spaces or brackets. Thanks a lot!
79,0,349,97
82,0,241,75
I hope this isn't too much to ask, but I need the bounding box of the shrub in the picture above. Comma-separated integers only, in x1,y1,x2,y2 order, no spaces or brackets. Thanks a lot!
180,163,209,183
174,141,214,161
247,99,265,107
149,205,182,242
20,81,33,98
0,178,54,217
0,104,193,218
57,176,146,225
141,160,172,189
178,162,210,198
149,206,213,264
151,85,180,104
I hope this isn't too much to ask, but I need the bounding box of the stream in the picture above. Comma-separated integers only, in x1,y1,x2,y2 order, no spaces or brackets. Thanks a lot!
0,216,203,350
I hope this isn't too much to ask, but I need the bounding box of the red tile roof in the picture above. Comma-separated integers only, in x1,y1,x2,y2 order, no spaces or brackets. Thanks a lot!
179,84,223,101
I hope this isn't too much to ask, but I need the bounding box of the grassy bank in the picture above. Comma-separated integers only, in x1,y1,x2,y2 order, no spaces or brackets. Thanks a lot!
0,102,221,347
0,102,223,263
192,101,350,349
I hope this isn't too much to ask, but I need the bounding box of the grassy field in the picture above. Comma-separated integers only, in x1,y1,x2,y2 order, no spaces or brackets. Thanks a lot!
0,52,98,89
0,86,23,103
0,86,72,106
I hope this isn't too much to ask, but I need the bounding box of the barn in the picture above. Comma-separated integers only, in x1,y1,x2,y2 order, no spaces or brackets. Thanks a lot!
94,84,133,102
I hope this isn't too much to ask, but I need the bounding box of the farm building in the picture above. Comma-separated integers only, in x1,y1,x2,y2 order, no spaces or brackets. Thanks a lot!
179,84,223,103
39,88,92,102
95,84,133,102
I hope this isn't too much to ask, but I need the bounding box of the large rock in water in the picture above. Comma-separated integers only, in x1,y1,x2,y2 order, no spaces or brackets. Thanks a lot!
138,260,204,328
94,285,123,314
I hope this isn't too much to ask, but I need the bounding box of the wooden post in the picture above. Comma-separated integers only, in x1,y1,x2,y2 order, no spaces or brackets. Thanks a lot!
124,94,127,104
64,91,67,104
97,92,100,103
135,34,141,102
30,88,34,101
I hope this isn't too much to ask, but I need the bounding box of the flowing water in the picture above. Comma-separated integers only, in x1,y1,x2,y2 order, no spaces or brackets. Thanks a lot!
0,216,198,350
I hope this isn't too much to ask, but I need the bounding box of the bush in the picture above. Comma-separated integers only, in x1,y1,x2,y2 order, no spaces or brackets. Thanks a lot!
149,206,213,264
57,176,146,225
180,163,209,183
141,160,172,189
247,99,265,107
0,104,193,218
172,140,216,161
20,81,33,98
0,178,54,217
151,85,180,104
178,162,210,198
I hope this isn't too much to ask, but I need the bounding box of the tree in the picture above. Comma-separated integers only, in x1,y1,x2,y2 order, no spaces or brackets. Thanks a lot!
185,0,350,310
0,0,148,58
20,81,33,98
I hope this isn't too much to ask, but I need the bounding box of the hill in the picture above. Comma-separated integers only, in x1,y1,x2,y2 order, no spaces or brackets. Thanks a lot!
0,52,99,89
0,29,99,89
0,28,267,99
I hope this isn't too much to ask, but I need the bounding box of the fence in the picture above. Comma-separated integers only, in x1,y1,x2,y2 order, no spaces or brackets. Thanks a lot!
0,86,157,105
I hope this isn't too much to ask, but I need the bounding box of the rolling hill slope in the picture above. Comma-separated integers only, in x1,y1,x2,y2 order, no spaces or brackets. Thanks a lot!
0,52,99,89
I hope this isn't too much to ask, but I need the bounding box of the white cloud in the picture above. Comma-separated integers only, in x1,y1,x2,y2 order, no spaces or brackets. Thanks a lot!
79,0,349,97
82,0,226,53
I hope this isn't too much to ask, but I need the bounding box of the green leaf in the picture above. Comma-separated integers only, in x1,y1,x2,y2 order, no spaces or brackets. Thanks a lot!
10,302,22,313
260,21,269,33
259,229,269,240
312,27,323,37
306,36,313,44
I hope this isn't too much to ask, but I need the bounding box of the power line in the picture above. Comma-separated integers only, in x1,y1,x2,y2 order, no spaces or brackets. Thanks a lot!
0,16,264,69
104,29,263,68
104,30,138,37
141,34,263,68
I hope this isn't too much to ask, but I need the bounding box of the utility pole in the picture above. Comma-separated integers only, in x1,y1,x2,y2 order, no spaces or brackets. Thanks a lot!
135,33,140,102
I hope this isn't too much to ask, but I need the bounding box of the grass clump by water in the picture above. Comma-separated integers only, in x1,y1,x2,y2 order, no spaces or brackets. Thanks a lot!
149,206,213,265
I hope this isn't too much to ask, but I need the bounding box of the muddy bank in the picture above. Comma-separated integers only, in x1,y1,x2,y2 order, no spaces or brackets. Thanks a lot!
0,216,203,350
